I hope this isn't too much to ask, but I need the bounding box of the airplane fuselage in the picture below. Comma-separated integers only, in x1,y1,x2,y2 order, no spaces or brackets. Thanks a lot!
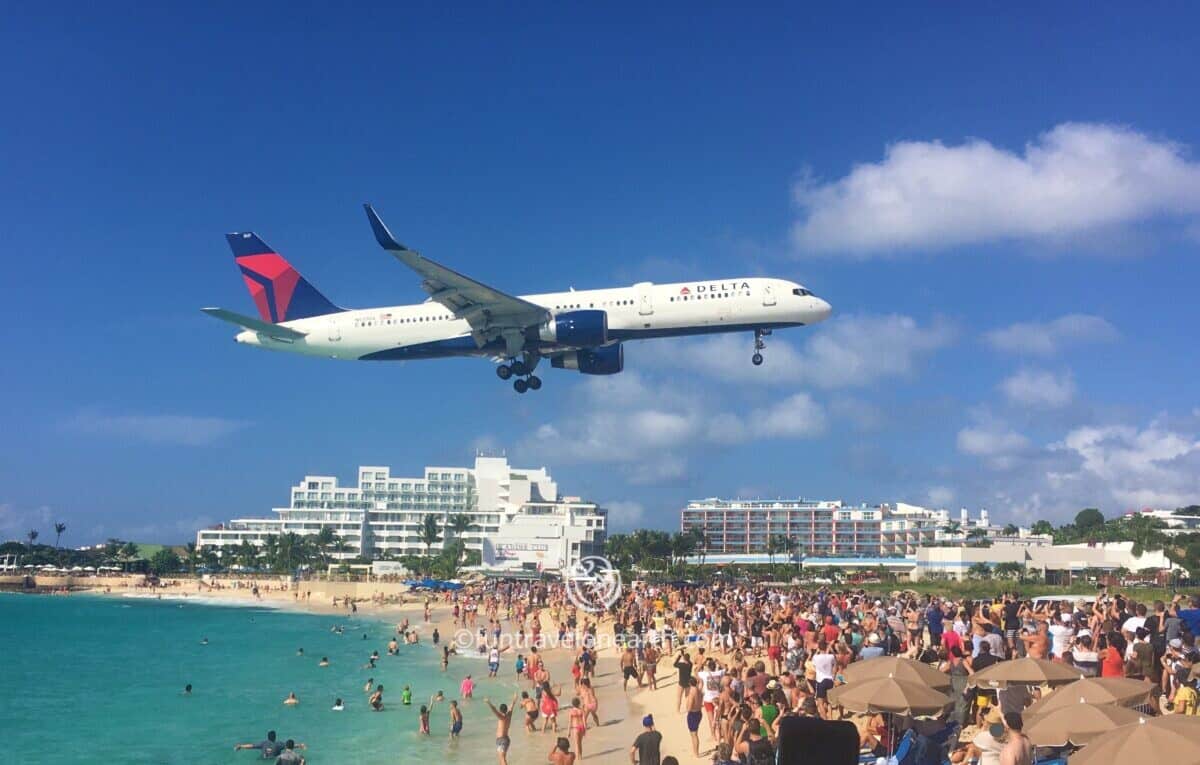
234,277,832,362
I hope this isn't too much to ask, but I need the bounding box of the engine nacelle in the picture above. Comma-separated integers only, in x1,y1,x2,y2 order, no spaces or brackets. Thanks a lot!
551,344,624,375
539,309,608,347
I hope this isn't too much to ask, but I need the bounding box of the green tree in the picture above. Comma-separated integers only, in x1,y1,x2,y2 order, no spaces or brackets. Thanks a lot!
1031,520,1054,536
994,561,1023,579
604,533,632,570
941,521,962,535
1075,508,1105,533
670,531,696,567
967,562,992,579
184,542,200,574
419,514,442,558
53,522,67,549
235,540,258,568
313,526,336,567
1003,524,1019,536
26,529,38,548
149,548,180,575
120,541,139,559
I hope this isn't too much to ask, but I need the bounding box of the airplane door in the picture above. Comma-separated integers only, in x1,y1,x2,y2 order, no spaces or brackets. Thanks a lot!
637,282,654,316
762,283,776,306
327,318,341,342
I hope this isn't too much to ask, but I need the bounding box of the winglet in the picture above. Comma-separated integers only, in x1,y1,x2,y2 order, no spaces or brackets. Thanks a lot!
363,203,412,252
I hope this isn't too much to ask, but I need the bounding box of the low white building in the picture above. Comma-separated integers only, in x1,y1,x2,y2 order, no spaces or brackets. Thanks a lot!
197,455,606,566
913,540,1175,582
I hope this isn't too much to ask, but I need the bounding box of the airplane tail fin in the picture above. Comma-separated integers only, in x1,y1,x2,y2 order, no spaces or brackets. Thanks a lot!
226,232,344,322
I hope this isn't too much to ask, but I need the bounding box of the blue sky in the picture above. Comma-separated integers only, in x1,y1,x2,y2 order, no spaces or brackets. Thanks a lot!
2,4,1199,543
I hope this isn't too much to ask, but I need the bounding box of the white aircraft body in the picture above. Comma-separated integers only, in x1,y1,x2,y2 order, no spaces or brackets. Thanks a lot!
203,205,832,392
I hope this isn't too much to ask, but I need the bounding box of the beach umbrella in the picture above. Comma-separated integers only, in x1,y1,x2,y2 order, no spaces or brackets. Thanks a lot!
842,655,952,690
1069,714,1200,765
827,675,952,716
886,615,906,632
1023,702,1142,746
83,566,95,571
968,657,1082,689
1024,677,1152,716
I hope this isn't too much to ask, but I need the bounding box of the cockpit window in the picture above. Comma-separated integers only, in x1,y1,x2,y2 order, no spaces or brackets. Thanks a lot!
793,288,812,296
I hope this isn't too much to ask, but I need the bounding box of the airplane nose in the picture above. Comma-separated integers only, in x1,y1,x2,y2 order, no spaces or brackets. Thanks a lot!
811,297,832,322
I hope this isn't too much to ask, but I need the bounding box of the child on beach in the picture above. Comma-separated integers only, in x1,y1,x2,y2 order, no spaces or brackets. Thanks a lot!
418,705,430,734
460,674,475,698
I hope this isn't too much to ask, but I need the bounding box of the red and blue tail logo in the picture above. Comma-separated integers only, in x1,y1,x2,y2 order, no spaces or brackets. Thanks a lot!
226,233,343,322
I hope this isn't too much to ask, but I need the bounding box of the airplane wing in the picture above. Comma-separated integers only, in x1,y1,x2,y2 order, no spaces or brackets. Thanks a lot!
201,307,307,341
363,204,549,353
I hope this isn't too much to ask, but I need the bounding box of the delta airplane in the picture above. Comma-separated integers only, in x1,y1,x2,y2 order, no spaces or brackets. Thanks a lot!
202,205,833,393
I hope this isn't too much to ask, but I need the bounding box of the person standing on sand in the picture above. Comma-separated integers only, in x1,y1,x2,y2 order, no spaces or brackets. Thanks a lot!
629,714,662,765
485,694,518,765
682,675,704,759
673,648,692,712
621,645,640,690
568,697,587,759
579,678,599,728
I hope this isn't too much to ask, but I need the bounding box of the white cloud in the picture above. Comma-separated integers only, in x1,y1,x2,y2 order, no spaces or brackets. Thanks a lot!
604,501,646,530
639,313,954,388
956,419,1030,469
954,413,1200,523
792,123,1200,255
985,314,1118,356
62,410,247,446
1051,423,1200,509
1000,369,1076,408
516,372,825,484
926,486,956,508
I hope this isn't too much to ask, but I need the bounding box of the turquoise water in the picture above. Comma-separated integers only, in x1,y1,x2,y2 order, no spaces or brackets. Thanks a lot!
0,593,515,764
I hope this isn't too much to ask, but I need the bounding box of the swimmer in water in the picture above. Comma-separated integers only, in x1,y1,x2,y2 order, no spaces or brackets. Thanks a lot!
297,648,304,656
319,657,329,667
364,678,374,694
461,674,475,698
184,684,192,695
419,705,430,734
332,698,344,711
449,700,463,738
200,637,208,645
284,692,299,706
369,685,384,711
401,685,413,706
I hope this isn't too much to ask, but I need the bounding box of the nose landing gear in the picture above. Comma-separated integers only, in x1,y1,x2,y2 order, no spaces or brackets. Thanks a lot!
752,328,769,366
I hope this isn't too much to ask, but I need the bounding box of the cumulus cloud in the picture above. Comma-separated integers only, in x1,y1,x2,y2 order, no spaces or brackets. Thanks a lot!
0,503,54,541
516,373,825,484
956,417,1030,469
639,313,955,388
926,486,956,508
954,413,1200,523
985,314,1118,356
792,123,1200,255
62,410,248,446
1000,369,1076,408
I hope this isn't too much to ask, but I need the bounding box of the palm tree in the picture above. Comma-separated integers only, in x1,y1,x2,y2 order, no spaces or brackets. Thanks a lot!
53,522,67,549
26,529,38,549
765,535,781,568
235,540,258,569
670,531,696,568
419,514,442,558
312,527,336,570
447,513,473,560
689,529,710,567
941,520,962,536
1003,524,1019,536
184,542,200,574
120,541,139,559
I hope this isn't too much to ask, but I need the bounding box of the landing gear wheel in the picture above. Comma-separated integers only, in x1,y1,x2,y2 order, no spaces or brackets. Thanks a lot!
510,361,529,376
527,375,542,390
496,364,513,380
753,328,767,365
752,352,764,366
513,378,529,394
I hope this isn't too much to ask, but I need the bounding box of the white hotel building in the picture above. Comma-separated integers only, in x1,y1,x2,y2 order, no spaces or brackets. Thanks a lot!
196,456,607,571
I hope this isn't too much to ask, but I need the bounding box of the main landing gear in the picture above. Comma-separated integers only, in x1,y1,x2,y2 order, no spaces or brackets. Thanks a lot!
496,354,542,393
752,328,770,366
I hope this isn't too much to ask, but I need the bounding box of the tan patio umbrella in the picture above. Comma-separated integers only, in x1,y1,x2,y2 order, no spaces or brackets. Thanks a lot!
967,657,1083,689
827,675,952,716
1023,702,1142,746
842,655,952,690
1070,714,1200,765
1023,676,1152,716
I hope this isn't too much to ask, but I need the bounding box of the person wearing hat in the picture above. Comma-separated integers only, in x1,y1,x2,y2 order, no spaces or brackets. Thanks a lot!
860,631,885,660
629,714,661,765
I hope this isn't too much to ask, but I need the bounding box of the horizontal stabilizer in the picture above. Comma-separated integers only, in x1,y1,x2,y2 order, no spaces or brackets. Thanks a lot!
201,307,307,340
